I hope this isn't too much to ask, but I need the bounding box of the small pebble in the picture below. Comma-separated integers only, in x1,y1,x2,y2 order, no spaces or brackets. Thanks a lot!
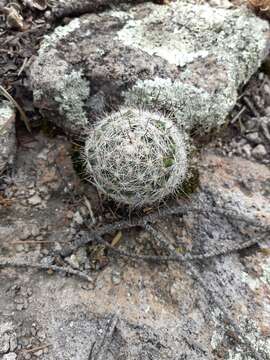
19,228,31,240
245,132,262,144
28,194,42,206
111,270,122,285
242,144,252,158
252,144,267,160
66,254,80,269
73,211,84,225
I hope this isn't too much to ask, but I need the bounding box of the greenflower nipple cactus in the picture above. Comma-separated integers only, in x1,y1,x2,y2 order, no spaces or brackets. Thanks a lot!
84,108,188,207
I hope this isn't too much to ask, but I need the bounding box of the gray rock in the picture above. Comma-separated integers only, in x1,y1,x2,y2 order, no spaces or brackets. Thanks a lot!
73,211,84,225
30,1,269,134
0,101,16,174
245,132,263,144
65,254,80,269
2,353,17,360
252,144,267,159
0,333,10,354
9,334,18,352
1,136,270,360
51,0,143,19
0,323,16,355
28,194,42,206
242,143,252,158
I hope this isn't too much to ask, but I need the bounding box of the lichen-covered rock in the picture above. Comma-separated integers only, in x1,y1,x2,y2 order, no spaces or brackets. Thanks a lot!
0,102,16,174
84,108,188,206
30,0,269,134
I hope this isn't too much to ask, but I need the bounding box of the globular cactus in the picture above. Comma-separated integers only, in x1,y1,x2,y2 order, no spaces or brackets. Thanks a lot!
84,107,188,207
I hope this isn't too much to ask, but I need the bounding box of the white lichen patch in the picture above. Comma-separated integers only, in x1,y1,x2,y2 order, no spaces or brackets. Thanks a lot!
32,48,90,130
39,18,81,56
117,2,268,69
54,69,90,127
0,102,15,137
107,9,132,21
0,102,14,125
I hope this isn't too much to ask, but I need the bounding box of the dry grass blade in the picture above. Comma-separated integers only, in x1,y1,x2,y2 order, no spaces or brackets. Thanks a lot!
0,85,31,132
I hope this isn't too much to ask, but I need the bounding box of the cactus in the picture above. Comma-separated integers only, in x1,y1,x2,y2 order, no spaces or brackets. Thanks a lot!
84,108,188,207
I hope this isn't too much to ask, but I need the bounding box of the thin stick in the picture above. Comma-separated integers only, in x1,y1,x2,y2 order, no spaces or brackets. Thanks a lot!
59,203,269,257
11,240,70,245
93,226,269,264
84,195,96,225
24,344,51,353
231,105,246,124
0,257,93,282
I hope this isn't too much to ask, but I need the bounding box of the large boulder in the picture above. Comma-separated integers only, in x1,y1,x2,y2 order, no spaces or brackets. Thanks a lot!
30,0,270,134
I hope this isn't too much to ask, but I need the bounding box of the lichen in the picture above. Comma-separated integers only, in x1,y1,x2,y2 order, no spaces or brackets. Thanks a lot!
117,1,268,69
54,69,90,128
124,77,235,131
38,18,81,57
226,319,270,359
0,102,14,124
0,102,14,137
32,52,90,130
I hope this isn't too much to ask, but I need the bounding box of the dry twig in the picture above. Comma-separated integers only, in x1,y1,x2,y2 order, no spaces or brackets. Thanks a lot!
0,257,93,282
0,85,31,132
59,203,268,257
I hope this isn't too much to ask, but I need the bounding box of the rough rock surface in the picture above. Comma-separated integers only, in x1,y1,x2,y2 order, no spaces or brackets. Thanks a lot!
50,0,143,19
30,0,270,133
0,128,269,359
0,102,16,175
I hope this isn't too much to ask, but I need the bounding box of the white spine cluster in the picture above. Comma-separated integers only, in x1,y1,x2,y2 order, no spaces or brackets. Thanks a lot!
84,108,188,207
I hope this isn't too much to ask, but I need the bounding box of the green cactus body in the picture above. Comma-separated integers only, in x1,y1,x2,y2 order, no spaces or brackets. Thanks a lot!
84,108,188,207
